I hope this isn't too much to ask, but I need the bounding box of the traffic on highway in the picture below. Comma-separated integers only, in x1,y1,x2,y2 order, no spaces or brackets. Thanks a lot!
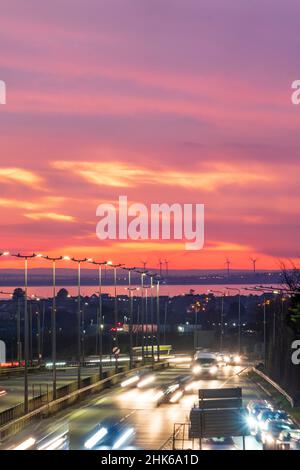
1,351,298,452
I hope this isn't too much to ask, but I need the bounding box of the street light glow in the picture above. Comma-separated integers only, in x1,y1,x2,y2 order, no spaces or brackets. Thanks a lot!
0,251,10,256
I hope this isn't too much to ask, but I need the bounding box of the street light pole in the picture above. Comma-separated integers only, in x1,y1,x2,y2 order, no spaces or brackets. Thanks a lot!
226,287,241,355
138,271,147,364
13,252,41,414
44,256,62,400
122,266,136,369
150,276,155,364
146,272,156,364
111,263,123,373
156,278,161,362
210,289,226,353
126,286,139,369
71,257,88,389
245,286,271,368
90,260,108,379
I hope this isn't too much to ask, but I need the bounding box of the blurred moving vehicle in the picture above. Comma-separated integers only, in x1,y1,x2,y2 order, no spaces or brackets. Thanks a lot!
216,353,241,366
12,425,69,450
255,409,292,437
154,375,190,405
36,426,70,450
0,387,7,397
191,352,219,378
246,400,273,432
120,371,155,389
202,437,237,450
84,420,135,450
277,429,300,450
261,420,296,450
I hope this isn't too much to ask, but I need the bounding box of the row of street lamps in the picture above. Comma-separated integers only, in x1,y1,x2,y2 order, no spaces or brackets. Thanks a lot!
0,251,162,414
209,285,294,366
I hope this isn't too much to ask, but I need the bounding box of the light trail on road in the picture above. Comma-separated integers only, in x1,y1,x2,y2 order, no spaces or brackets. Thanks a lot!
1,364,268,450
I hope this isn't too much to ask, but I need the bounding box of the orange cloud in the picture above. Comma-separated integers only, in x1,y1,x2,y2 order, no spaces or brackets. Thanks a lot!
206,241,253,252
0,167,42,187
24,212,75,222
0,196,66,211
52,161,274,191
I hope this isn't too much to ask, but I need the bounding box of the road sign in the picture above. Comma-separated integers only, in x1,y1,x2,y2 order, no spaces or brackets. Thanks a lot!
199,387,242,400
189,407,249,438
112,347,120,356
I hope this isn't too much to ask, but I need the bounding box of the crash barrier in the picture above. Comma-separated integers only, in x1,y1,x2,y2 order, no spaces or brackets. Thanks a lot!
0,361,169,442
0,367,115,428
252,367,295,408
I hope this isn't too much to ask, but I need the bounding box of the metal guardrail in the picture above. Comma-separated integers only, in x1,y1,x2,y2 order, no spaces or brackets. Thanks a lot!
0,361,169,442
252,367,294,408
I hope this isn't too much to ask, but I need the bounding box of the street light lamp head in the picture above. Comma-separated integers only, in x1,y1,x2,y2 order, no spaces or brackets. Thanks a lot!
0,251,10,256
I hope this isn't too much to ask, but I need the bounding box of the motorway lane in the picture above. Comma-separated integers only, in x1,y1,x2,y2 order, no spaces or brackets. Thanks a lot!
2,364,267,450
0,367,108,412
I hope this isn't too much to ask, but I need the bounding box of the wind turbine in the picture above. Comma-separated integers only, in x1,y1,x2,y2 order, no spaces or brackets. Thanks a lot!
158,258,163,277
250,257,258,274
164,259,169,276
225,258,231,277
140,260,148,272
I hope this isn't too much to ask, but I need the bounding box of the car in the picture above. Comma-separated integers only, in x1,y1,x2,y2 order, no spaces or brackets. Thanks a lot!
0,387,7,397
36,425,70,450
202,437,237,450
227,354,242,366
261,420,296,450
154,383,182,405
247,400,272,416
84,420,135,450
255,409,292,436
246,400,273,432
277,429,300,450
191,352,219,378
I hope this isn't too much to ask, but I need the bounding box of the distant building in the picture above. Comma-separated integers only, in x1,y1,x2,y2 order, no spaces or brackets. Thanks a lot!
0,340,6,363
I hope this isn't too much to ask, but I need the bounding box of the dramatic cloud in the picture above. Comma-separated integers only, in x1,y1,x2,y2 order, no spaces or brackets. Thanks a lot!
0,168,42,187
24,212,75,222
52,160,274,191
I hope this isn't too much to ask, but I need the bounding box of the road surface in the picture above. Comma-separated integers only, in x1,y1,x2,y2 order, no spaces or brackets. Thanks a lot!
1,363,267,450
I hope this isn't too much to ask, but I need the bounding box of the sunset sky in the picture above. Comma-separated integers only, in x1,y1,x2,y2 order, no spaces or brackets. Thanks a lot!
0,0,300,270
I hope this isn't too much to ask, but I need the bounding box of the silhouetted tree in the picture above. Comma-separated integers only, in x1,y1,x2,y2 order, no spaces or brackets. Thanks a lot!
12,288,25,301
280,261,300,334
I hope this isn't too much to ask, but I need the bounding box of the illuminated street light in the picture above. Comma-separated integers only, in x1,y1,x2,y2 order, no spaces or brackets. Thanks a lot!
146,273,156,364
0,251,10,257
135,269,148,364
89,259,108,379
71,257,88,389
154,275,161,362
43,255,63,400
122,266,136,369
209,289,226,353
226,287,242,355
110,263,124,373
12,252,41,413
